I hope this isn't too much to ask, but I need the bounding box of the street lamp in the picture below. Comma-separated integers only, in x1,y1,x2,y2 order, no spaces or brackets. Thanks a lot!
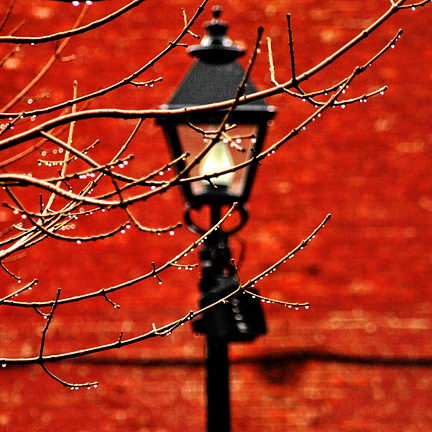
158,6,275,432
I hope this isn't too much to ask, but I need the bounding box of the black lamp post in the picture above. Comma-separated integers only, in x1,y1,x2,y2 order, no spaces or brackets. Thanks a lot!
159,6,275,432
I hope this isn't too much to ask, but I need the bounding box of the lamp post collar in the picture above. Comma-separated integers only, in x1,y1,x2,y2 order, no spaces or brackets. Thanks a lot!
187,5,245,64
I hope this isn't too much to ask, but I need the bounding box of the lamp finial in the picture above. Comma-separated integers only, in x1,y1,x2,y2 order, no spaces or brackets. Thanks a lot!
187,5,244,64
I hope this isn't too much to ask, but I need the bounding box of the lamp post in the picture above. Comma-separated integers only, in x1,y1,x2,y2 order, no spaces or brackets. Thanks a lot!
158,6,275,432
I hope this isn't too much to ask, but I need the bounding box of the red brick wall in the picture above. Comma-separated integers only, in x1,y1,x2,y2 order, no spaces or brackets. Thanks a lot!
0,1,431,431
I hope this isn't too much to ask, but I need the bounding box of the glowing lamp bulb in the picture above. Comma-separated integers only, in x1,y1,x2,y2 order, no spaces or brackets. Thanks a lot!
199,141,235,187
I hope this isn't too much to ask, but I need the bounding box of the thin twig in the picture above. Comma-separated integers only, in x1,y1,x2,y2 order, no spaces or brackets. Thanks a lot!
0,0,149,44
0,6,89,113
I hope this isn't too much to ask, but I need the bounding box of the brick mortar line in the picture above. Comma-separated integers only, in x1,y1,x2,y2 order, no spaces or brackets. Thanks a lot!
39,350,432,368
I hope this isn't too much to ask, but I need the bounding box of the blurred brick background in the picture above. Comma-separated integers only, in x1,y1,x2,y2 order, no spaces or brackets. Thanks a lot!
0,0,431,431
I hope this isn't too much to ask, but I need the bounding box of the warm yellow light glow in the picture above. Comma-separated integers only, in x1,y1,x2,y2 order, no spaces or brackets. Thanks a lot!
199,141,235,187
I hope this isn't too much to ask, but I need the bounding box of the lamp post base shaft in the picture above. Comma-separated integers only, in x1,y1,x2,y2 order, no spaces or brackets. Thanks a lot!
206,337,231,432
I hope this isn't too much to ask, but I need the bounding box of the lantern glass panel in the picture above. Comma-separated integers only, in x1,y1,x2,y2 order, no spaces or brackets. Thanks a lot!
177,124,258,197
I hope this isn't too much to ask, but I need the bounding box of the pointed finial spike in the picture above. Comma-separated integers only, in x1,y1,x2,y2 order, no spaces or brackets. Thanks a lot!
212,5,222,19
